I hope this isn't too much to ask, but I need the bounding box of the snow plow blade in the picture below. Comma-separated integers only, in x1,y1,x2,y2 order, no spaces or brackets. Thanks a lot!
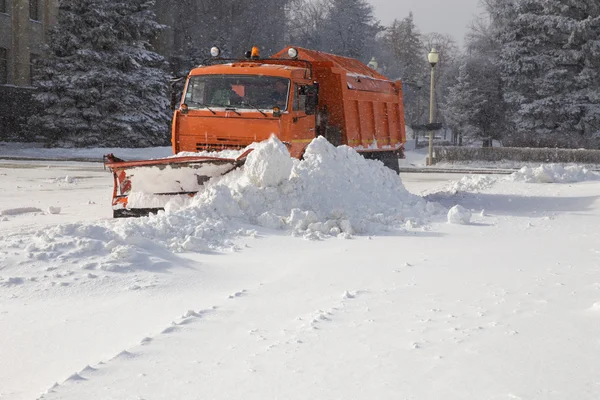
103,149,253,218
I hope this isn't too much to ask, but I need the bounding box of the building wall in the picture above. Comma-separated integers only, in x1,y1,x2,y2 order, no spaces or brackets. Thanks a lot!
0,0,57,140
0,0,57,86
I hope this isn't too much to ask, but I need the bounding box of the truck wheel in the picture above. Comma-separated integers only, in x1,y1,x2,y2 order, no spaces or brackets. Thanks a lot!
361,151,400,174
324,126,342,146
382,151,401,174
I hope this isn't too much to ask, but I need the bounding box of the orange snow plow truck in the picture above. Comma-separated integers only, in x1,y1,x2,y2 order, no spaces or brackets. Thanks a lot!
104,46,406,217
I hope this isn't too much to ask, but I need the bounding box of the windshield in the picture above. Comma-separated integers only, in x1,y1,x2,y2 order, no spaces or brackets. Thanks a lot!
184,75,290,111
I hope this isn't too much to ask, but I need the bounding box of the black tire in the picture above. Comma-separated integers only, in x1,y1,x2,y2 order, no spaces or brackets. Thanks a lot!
324,126,342,146
361,151,400,174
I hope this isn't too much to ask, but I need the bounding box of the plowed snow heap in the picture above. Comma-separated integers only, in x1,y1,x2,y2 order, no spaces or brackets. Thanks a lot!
3,136,439,275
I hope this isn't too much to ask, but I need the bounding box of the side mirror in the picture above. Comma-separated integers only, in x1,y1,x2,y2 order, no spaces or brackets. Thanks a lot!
170,91,179,111
273,106,282,117
181,103,189,114
169,77,185,111
305,84,319,115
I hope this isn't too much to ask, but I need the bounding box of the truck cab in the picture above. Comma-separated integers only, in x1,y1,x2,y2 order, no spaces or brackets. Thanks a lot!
172,57,319,158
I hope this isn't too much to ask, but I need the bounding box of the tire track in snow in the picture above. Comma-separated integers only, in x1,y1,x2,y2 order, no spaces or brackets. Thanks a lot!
241,289,367,365
37,287,252,399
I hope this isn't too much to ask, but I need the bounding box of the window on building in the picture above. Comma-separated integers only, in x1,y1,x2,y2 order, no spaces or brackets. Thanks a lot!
0,0,7,14
0,48,8,85
29,0,39,21
29,53,39,84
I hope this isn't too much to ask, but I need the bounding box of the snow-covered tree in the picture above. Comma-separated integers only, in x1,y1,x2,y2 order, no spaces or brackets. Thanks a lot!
385,13,426,82
445,58,507,143
447,6,508,143
287,0,330,51
30,0,171,147
445,62,484,142
166,0,292,74
381,13,428,129
499,0,600,147
320,0,383,60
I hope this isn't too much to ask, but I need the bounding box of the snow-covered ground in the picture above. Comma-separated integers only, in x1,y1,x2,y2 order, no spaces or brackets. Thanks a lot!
1,139,600,400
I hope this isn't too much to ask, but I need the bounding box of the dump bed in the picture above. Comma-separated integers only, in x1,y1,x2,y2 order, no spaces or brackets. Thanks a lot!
273,47,406,152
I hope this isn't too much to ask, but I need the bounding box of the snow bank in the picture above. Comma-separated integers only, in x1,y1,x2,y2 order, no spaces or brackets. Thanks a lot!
180,136,440,236
0,137,443,274
445,175,498,194
509,164,600,183
0,207,43,216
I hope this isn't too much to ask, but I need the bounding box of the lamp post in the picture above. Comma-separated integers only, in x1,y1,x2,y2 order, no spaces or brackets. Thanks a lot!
427,48,439,166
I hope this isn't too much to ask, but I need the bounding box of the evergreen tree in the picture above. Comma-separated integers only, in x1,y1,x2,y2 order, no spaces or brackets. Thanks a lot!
385,13,425,82
449,7,509,142
167,0,292,74
445,62,482,142
500,0,600,147
288,0,331,51
319,0,383,60
30,0,170,147
384,13,427,128
445,59,507,143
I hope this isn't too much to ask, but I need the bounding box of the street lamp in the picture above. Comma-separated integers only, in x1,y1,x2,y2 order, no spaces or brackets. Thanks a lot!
427,48,439,166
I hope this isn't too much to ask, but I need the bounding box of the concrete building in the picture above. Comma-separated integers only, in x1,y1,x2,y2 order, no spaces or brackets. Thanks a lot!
0,0,57,86
0,0,57,139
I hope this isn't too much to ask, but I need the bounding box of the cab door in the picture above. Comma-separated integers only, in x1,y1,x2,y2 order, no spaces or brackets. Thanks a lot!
289,84,317,154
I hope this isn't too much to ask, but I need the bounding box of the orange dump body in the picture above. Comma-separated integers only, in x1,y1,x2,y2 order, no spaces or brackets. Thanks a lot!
172,46,406,159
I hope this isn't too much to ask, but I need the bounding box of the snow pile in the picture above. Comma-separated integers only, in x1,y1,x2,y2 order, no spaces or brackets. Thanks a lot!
447,205,471,224
181,135,440,236
243,138,293,187
510,164,600,183
0,137,443,274
445,175,498,194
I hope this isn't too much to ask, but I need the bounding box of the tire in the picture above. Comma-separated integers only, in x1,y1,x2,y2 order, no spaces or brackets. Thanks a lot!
361,151,400,174
324,126,342,146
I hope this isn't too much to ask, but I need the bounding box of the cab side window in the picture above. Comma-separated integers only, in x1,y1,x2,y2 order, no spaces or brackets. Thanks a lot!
293,84,307,112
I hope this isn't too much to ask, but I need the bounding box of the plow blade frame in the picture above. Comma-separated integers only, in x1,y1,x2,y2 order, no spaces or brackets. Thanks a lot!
104,149,253,218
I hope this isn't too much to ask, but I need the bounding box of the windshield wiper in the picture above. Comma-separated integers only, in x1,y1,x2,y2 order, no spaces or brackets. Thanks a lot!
241,102,268,117
225,107,242,116
204,105,217,115
187,102,217,114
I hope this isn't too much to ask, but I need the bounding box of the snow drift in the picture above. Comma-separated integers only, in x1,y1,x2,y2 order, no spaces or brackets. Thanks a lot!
510,164,600,183
0,137,442,275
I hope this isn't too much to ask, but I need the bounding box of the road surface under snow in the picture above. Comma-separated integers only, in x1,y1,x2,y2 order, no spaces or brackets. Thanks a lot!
0,138,599,400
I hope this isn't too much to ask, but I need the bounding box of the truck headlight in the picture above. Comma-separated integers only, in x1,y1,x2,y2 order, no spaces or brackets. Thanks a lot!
210,46,221,58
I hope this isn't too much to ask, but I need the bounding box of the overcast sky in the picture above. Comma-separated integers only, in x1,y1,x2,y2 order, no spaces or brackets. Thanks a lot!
368,0,482,46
